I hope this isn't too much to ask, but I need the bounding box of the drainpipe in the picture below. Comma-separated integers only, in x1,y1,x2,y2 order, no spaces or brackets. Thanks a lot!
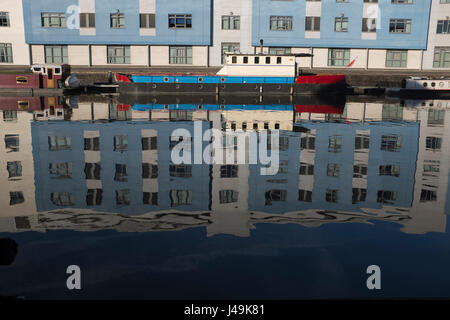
29,45,33,65
420,49,424,71
366,48,369,70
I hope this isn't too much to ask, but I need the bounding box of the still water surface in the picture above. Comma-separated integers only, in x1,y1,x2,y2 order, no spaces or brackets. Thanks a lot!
0,96,449,299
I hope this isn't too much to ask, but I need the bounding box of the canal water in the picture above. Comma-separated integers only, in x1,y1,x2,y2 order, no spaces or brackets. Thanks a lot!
0,96,449,299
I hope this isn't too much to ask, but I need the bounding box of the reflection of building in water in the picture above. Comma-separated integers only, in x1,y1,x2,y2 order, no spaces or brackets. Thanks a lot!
0,101,449,236
403,102,450,234
31,120,211,215
0,110,36,217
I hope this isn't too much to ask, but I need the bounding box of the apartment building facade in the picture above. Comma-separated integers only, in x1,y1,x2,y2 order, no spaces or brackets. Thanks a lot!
0,0,449,69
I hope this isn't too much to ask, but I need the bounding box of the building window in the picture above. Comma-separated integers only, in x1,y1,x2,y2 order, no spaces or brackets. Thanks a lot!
7,161,22,180
220,165,238,178
84,137,100,151
116,189,130,206
114,135,128,152
355,134,370,150
327,163,341,177
326,189,338,203
222,15,240,30
10,191,24,206
5,134,19,152
386,50,407,68
0,43,13,63
437,20,450,34
169,46,192,64
353,164,368,178
86,189,102,206
48,136,71,151
328,48,350,66
379,165,400,177
335,17,348,32
265,189,287,205
143,192,158,205
142,163,158,179
170,110,193,121
301,136,315,150
382,104,403,121
377,190,397,204
41,12,66,28
328,135,343,152
362,18,377,32
298,190,312,202
85,163,101,180
381,135,402,152
142,136,157,150
45,45,68,64
3,110,17,122
221,43,239,64
270,16,293,31
269,47,291,55
389,19,411,33
107,46,130,64
140,13,155,28
170,190,193,206
305,16,320,31
426,137,442,151
110,12,125,28
428,109,445,126
168,14,192,28
114,164,128,182
51,192,74,206
219,190,239,204
49,162,73,179
80,13,95,28
299,163,314,175
423,160,440,176
420,190,437,202
169,164,192,178
0,12,10,27
352,188,367,204
433,47,450,68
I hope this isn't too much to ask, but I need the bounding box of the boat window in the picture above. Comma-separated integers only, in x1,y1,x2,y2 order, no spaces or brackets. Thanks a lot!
164,77,169,82
221,77,226,83
243,57,248,64
423,82,428,87
254,57,259,64
431,82,436,87
17,101,29,109
277,57,282,64
55,68,61,74
266,57,271,64
232,56,237,64
198,77,203,83
33,67,41,72
16,77,28,84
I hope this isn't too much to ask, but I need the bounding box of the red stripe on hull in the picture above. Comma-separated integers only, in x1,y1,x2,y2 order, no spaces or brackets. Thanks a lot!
295,74,346,84
295,105,344,114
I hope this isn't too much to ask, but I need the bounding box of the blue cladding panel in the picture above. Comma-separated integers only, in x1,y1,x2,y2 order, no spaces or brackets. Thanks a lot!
132,104,294,111
23,0,212,45
130,75,295,84
252,0,431,49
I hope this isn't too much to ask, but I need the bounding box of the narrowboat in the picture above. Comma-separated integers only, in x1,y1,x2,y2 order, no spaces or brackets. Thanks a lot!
386,77,450,99
0,64,64,90
116,53,347,96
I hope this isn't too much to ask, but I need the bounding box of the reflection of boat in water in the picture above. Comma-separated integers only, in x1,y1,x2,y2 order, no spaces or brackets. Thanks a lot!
116,53,347,96
387,77,450,99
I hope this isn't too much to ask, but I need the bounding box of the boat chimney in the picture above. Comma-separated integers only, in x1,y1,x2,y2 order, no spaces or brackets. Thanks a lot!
259,39,264,54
